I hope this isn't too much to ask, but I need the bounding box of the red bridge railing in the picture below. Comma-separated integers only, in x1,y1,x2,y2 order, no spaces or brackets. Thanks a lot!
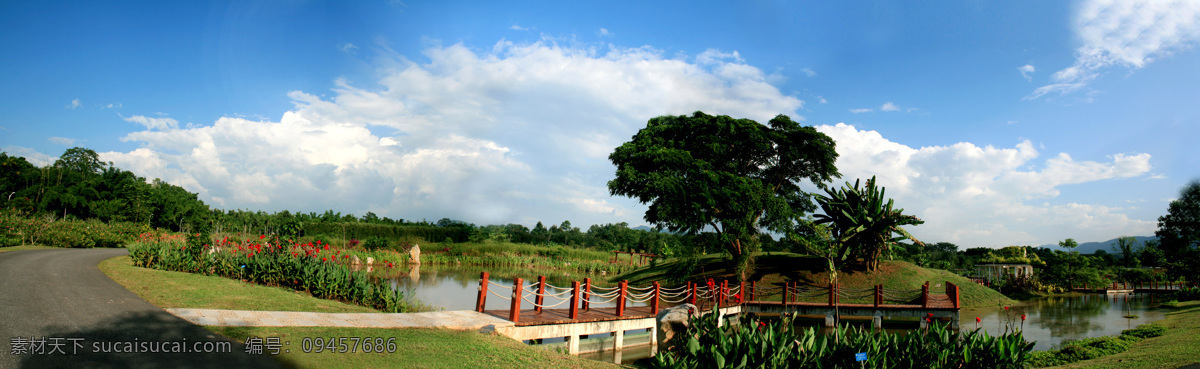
475,272,961,323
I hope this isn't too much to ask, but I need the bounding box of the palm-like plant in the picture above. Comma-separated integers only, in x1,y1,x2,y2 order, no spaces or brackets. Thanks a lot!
813,176,924,272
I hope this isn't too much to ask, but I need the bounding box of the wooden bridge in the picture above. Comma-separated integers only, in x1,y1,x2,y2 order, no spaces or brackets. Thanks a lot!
1071,280,1192,294
474,272,962,354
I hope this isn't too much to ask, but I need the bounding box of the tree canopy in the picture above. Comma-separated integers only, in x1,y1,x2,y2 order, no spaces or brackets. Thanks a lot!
608,111,840,278
1155,180,1200,282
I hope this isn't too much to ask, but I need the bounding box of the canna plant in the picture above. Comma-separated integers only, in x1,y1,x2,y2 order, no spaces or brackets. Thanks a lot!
651,305,1034,369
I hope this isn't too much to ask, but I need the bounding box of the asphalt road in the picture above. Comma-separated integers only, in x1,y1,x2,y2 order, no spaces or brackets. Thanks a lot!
0,248,284,368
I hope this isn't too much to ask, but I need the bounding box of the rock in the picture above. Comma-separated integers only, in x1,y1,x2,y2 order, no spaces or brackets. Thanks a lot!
409,244,421,264
366,257,374,265
656,303,696,352
350,255,361,265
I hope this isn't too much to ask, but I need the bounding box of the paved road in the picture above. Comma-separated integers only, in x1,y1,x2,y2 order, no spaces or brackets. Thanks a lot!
0,248,283,368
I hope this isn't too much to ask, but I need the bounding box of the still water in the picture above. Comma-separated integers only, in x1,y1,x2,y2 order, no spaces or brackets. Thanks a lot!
380,266,1170,361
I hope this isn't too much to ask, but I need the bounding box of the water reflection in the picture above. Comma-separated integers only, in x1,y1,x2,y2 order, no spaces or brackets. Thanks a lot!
960,292,1165,351
379,265,650,311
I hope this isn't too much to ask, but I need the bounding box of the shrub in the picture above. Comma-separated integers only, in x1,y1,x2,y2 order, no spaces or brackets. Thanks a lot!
652,306,1033,369
362,237,389,251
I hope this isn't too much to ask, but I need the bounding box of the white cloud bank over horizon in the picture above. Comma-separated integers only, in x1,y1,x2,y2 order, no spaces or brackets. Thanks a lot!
6,39,1159,248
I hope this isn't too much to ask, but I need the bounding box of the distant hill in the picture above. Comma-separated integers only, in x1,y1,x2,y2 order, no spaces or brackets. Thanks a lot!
1043,236,1158,255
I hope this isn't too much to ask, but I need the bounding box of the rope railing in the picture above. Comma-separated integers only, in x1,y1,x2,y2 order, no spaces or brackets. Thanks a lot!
476,272,954,323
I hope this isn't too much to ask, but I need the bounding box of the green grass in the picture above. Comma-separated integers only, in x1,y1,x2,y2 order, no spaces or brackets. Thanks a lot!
616,252,1015,308
1042,300,1200,369
206,326,618,369
100,255,378,313
0,245,61,252
101,255,620,368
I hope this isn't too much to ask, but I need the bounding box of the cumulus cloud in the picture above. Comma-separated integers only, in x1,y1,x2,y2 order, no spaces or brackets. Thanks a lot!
48,137,77,146
802,68,817,77
850,108,873,113
122,115,179,130
1029,0,1200,99
880,102,900,112
66,99,81,109
815,123,1156,247
101,39,804,227
339,43,358,54
1018,64,1035,81
598,28,611,36
2,146,55,166
817,96,827,104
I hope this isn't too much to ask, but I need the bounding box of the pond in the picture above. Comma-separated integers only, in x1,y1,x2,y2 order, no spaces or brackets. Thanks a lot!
379,266,1171,363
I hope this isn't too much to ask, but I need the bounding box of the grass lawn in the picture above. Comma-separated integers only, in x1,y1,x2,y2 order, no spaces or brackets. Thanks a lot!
617,252,1015,308
0,245,61,252
100,256,622,369
100,255,380,313
1047,300,1200,369
207,326,618,369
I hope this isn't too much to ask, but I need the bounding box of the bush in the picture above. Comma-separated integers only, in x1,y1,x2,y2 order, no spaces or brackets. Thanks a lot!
128,238,416,313
1028,323,1167,367
652,306,1033,369
361,237,389,251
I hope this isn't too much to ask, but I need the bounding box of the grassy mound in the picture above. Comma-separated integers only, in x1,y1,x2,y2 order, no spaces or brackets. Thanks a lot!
617,252,1014,308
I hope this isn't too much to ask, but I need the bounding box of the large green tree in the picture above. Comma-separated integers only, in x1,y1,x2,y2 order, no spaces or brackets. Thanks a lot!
1155,180,1200,282
608,112,840,279
812,176,923,272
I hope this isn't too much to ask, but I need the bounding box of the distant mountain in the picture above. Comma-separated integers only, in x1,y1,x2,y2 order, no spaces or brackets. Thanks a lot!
1045,236,1158,255
632,225,655,232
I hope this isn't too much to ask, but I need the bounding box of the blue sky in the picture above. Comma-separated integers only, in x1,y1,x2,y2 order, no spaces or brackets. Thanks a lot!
2,0,1198,248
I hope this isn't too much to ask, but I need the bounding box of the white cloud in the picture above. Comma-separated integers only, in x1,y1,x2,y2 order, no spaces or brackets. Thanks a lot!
1029,0,1200,99
880,102,900,112
104,103,122,109
817,96,828,104
101,39,804,227
339,43,358,54
598,28,611,36
511,25,528,31
48,137,76,146
1018,64,1036,81
802,68,817,77
850,108,873,113
816,123,1156,247
2,146,55,166
123,115,179,130
66,99,81,109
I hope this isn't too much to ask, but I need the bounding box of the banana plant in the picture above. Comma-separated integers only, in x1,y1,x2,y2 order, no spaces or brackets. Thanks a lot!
813,176,924,272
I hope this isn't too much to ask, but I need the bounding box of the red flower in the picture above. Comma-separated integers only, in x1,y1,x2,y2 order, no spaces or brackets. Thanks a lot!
1004,306,1009,311
260,235,266,239
322,257,327,262
976,317,981,323
758,321,767,331
323,245,329,251
343,255,349,259
1021,314,1026,321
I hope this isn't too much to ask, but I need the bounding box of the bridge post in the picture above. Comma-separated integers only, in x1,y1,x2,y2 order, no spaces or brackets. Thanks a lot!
569,281,580,320
510,277,523,323
721,280,728,306
688,282,696,305
535,276,546,313
582,278,591,311
874,284,881,308
738,280,745,303
616,280,627,317
828,283,835,306
749,280,756,301
476,272,489,313
781,282,789,306
651,281,661,315
922,282,929,309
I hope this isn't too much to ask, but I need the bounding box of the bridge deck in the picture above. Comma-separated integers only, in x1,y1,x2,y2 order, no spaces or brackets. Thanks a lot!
485,294,956,326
